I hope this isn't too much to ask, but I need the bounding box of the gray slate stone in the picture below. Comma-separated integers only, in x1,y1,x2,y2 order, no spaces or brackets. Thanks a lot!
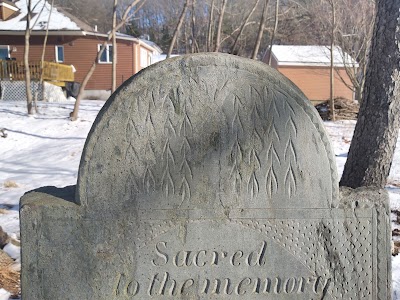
20,53,391,299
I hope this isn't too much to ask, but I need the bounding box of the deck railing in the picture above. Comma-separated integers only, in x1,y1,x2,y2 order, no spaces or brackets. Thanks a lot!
0,60,74,86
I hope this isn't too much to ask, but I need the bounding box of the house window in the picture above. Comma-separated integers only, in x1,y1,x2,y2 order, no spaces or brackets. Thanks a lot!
55,46,64,62
0,45,10,60
98,44,113,63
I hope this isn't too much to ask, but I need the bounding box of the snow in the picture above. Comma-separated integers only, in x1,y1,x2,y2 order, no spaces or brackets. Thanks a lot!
0,289,11,300
0,0,82,31
3,242,20,261
271,45,359,67
1,100,400,298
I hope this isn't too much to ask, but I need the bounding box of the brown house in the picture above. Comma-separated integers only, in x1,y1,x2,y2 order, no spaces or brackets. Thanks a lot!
0,0,161,99
264,45,358,105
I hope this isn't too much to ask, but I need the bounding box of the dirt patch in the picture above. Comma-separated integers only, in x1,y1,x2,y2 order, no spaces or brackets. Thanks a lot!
315,97,359,121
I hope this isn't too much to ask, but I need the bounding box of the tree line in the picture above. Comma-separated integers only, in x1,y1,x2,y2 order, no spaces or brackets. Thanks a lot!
54,0,374,108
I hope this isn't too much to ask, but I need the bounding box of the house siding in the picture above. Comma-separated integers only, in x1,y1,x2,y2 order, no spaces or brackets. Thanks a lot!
276,65,354,104
3,35,140,90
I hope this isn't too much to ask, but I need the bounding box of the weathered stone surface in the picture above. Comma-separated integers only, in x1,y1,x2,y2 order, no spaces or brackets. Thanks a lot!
20,53,391,299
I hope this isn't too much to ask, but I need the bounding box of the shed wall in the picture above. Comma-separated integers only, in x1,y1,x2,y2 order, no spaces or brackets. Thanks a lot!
277,65,354,104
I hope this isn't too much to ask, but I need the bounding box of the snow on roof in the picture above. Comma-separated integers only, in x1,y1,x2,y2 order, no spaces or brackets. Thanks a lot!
0,0,83,31
271,45,359,67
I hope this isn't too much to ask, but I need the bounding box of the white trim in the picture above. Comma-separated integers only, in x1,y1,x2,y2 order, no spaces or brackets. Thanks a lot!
97,44,112,64
0,2,19,12
55,45,64,62
0,45,10,59
84,31,158,53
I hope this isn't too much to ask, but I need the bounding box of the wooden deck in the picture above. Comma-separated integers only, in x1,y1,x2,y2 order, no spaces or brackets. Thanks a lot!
0,60,74,87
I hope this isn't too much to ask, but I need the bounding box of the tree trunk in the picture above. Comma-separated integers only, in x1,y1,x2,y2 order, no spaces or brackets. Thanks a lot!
191,0,199,53
340,0,400,188
36,0,54,106
329,0,336,121
207,0,215,52
214,0,227,52
267,0,279,65
231,0,260,55
251,0,269,59
24,0,34,115
71,0,144,120
167,0,190,57
112,0,118,93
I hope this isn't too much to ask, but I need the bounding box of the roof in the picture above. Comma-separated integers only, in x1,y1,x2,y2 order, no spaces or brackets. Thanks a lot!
0,0,83,31
138,38,162,54
0,0,163,54
270,45,359,68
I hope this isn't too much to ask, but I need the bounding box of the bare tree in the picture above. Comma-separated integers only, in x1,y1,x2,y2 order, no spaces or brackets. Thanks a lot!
24,0,46,115
35,0,55,110
112,0,118,93
325,0,337,121
71,0,147,120
230,0,260,54
24,0,34,115
214,0,227,52
167,0,190,57
267,0,279,65
340,0,400,188
334,0,375,102
251,0,269,59
207,0,215,51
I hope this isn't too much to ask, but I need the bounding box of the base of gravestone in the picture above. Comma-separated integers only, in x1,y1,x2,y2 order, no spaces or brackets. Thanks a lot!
20,185,391,299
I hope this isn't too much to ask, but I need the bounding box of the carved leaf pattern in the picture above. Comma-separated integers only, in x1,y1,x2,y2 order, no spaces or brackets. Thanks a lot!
125,142,138,161
161,167,175,197
164,114,176,136
125,171,139,195
248,171,259,199
230,138,243,194
176,86,193,206
285,139,297,161
179,177,191,206
143,167,156,193
145,102,155,131
161,139,175,197
284,165,297,198
266,168,278,198
126,119,139,137
231,95,244,134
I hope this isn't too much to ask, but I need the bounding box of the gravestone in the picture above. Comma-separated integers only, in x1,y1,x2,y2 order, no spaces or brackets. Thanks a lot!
20,53,391,299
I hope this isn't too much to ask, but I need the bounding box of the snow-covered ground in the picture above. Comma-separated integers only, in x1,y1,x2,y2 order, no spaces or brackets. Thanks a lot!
1,100,400,298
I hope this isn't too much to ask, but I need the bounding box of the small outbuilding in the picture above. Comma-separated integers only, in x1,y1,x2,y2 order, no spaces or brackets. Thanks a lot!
264,45,359,105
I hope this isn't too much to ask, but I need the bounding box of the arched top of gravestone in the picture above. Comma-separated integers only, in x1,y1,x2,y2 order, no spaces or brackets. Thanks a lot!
77,53,338,214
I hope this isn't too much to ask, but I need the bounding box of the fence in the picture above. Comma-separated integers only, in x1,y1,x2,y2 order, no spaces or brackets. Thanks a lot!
0,60,74,86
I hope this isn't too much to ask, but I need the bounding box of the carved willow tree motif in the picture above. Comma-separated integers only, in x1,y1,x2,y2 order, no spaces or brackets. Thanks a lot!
123,74,300,203
264,87,299,199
